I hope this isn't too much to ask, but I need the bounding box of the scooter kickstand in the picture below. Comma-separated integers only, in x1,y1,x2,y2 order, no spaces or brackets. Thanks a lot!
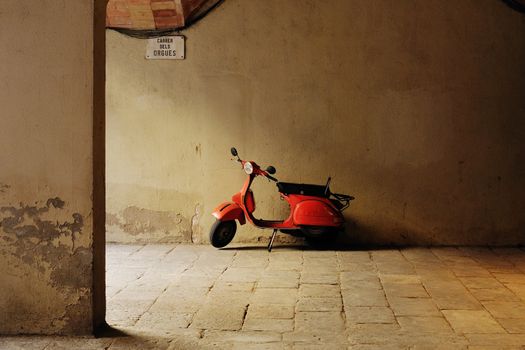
268,229,277,252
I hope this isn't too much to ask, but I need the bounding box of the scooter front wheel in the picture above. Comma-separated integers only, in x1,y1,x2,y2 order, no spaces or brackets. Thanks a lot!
209,220,237,248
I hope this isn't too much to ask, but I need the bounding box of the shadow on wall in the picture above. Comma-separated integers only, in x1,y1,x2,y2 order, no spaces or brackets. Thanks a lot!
340,156,525,246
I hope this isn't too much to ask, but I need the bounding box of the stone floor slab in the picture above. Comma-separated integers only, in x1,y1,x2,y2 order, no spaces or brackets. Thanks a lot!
243,318,294,332
442,310,506,334
497,318,525,334
134,311,193,330
252,288,298,305
375,262,416,275
482,301,525,319
450,265,492,277
191,303,248,330
296,297,342,312
421,279,482,310
459,277,504,289
300,272,339,284
341,278,382,290
379,274,420,284
259,271,300,288
338,263,377,273
283,331,348,345
506,283,525,301
295,312,345,332
340,271,378,282
396,316,452,333
231,342,291,350
259,278,300,289
493,273,525,284
387,297,440,316
346,307,395,324
203,330,282,343
247,304,295,319
219,267,264,283
298,284,340,298
382,283,429,298
469,287,520,302
465,333,525,346
294,343,348,349
342,288,387,307
348,322,467,348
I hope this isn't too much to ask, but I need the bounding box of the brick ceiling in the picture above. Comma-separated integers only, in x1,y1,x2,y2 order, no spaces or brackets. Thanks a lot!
106,0,222,30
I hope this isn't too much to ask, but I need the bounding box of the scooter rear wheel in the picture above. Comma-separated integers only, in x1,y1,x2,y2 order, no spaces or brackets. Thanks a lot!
301,226,338,238
302,226,339,247
209,220,237,248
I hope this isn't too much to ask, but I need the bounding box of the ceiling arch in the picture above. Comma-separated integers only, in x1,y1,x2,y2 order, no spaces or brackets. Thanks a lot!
106,0,223,34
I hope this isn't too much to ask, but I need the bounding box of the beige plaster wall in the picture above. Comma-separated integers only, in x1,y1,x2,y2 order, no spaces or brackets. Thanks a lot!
0,0,104,334
107,0,525,246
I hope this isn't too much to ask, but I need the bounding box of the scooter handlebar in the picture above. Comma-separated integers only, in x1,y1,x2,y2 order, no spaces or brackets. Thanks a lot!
266,174,278,182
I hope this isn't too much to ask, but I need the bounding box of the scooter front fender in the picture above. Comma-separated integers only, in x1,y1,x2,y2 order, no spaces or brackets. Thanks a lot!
293,199,344,227
212,201,246,225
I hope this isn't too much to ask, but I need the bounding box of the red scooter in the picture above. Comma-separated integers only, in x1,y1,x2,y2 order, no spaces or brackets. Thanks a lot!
210,147,354,251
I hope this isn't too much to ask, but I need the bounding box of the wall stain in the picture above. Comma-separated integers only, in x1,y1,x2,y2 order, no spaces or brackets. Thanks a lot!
0,197,89,332
106,212,120,227
190,203,201,243
0,183,10,193
106,206,192,242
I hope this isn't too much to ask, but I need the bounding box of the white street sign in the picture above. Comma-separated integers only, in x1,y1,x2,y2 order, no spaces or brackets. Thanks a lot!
146,36,185,60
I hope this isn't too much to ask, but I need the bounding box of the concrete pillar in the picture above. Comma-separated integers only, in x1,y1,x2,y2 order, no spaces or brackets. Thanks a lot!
0,0,106,334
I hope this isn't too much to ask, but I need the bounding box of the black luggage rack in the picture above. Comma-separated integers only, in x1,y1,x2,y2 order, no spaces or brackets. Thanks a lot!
330,192,354,211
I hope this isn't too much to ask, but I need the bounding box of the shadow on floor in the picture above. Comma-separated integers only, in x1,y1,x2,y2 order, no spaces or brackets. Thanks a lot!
96,324,201,350
219,242,414,252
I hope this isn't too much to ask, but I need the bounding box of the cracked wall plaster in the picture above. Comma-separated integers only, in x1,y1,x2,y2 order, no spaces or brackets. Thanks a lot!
0,196,92,334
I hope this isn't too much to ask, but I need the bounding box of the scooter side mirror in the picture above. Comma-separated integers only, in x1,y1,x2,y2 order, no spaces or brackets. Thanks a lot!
266,166,276,175
230,147,238,157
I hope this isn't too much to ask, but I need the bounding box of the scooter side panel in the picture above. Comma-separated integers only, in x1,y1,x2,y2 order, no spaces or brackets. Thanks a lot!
212,201,246,225
293,199,344,227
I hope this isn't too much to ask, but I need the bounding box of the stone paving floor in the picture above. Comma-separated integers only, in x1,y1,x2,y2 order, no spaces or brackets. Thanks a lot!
2,244,525,349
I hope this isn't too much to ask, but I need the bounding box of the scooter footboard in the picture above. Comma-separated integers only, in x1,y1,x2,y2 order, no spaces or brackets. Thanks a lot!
212,202,246,225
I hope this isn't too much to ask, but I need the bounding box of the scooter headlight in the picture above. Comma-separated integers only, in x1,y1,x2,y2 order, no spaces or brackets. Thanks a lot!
243,162,254,175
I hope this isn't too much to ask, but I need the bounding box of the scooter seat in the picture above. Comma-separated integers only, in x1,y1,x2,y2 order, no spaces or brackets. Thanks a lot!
277,182,328,197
